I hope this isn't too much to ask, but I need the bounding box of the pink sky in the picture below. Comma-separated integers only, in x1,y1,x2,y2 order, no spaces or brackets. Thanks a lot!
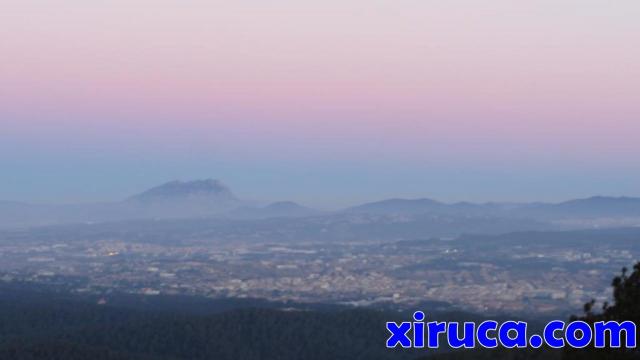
1,1,639,205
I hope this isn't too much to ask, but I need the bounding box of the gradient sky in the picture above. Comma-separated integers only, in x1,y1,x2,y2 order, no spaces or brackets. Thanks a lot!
1,1,639,208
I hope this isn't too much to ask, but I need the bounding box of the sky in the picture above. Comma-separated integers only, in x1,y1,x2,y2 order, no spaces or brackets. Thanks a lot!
1,1,639,208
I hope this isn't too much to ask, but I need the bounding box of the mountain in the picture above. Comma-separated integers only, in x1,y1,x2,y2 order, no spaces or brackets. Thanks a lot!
550,196,640,216
518,196,640,218
125,179,242,218
346,198,445,214
128,179,236,204
0,179,244,228
346,198,513,217
227,201,321,219
346,196,640,220
262,201,320,216
2,183,640,229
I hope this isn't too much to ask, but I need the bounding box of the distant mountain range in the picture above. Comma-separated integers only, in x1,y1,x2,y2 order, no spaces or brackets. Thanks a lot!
227,201,321,219
1,179,640,228
0,179,321,227
348,196,640,218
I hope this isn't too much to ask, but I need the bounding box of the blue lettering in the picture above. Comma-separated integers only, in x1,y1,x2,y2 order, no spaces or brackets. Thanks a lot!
386,322,412,348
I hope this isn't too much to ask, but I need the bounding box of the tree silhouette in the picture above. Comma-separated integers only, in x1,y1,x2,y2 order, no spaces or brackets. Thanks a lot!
564,262,640,359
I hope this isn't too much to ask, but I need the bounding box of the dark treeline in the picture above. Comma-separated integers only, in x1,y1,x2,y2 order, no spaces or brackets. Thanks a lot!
2,267,638,360
563,263,640,360
0,283,426,360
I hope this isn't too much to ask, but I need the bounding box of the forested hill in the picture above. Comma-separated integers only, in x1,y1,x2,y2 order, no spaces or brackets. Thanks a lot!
0,283,422,360
0,282,564,360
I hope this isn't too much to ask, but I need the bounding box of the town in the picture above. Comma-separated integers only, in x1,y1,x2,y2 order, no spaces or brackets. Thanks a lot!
1,222,634,316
